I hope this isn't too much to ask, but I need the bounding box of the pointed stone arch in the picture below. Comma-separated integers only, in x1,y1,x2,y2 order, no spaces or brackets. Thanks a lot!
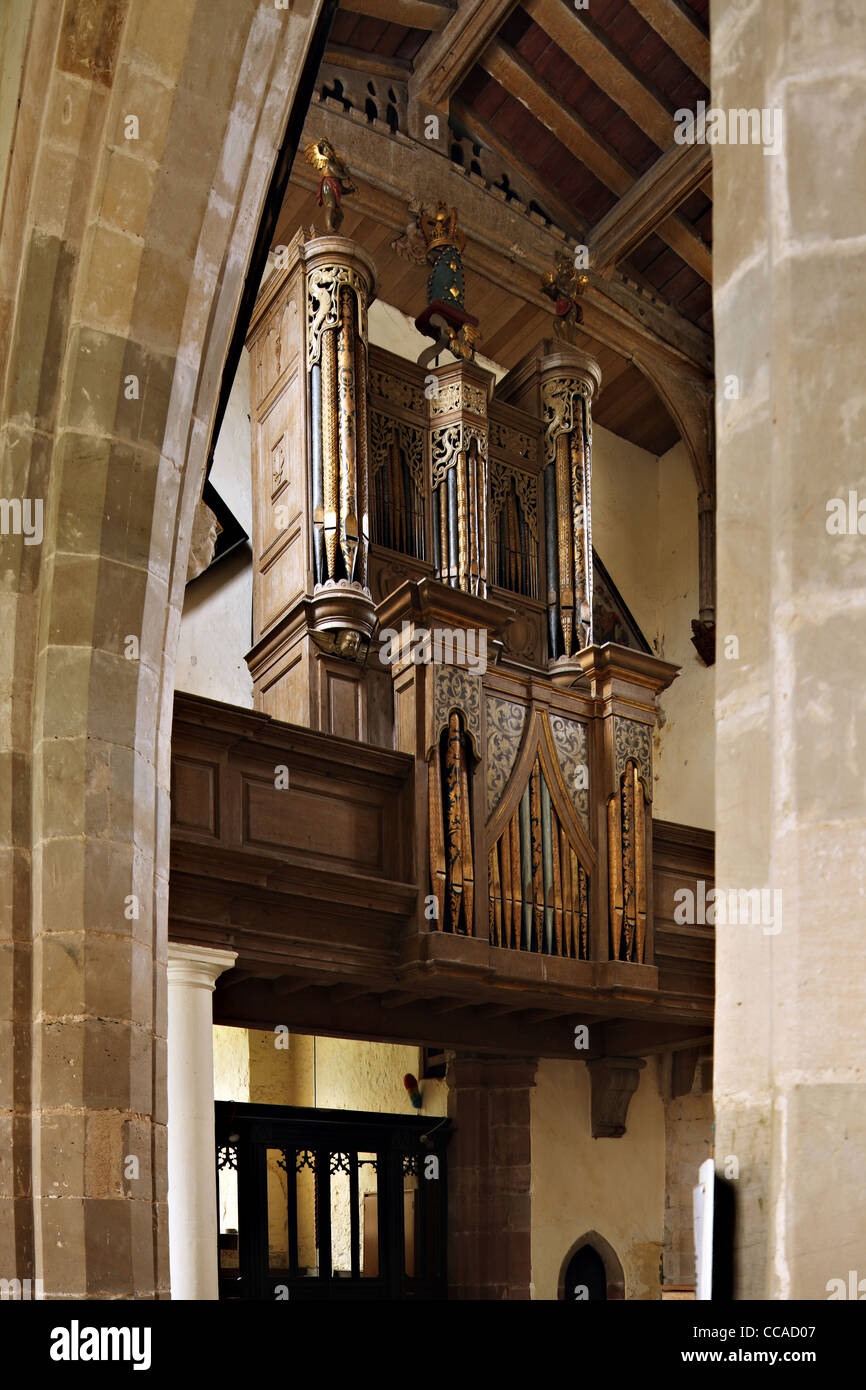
0,0,327,1299
557,1229,626,1301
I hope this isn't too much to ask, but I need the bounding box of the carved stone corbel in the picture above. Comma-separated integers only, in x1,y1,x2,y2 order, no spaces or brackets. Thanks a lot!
587,1056,646,1138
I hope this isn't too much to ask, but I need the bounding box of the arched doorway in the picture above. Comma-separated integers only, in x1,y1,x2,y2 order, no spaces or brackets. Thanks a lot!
558,1231,625,1300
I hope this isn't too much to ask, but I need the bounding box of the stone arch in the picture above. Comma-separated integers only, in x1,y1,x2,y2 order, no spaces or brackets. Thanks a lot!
557,1230,626,1301
0,0,325,1299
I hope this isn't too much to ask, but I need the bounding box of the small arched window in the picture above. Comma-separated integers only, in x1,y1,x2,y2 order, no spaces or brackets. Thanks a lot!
558,1231,625,1300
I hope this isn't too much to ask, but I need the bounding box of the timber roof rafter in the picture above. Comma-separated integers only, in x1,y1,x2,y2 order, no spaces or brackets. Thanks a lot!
300,0,714,460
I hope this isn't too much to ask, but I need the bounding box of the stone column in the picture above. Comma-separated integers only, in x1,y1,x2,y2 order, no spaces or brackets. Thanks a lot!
167,944,236,1301
447,1056,537,1299
712,2,866,1297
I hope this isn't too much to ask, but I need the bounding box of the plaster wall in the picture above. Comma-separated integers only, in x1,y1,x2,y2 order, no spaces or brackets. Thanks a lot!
175,356,255,707
214,1026,447,1115
530,1058,665,1300
654,441,715,829
660,1054,714,1290
213,1027,447,1276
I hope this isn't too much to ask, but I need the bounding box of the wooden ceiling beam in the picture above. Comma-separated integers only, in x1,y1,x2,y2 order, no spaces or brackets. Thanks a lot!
627,0,710,88
481,38,632,197
452,97,589,238
589,141,712,282
524,0,674,151
379,990,420,1009
479,41,711,281
410,0,520,109
341,0,456,29
300,100,713,372
323,43,413,82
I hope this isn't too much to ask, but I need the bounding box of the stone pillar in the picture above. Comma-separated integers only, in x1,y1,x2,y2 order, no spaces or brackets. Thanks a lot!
712,2,866,1297
167,944,236,1301
447,1056,536,1299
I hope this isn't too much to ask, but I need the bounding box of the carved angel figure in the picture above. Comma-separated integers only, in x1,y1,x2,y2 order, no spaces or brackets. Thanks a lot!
541,253,590,343
390,196,427,264
305,138,356,232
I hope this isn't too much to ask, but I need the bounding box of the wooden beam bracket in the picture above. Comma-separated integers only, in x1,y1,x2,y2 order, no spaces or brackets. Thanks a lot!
587,1056,646,1138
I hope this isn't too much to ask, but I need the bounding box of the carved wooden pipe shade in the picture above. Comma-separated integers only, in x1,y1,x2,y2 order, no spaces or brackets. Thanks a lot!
488,753,591,959
428,712,474,934
608,757,648,964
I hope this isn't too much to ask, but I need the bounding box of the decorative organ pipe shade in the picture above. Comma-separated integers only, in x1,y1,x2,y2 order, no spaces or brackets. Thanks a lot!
487,755,590,958
428,713,474,934
308,268,372,589
541,358,601,661
431,430,487,597
607,758,647,963
490,463,538,599
370,410,425,559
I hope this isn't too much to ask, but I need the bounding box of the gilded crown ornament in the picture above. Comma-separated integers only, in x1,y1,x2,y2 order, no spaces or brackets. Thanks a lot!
411,200,480,364
304,138,356,233
418,202,466,259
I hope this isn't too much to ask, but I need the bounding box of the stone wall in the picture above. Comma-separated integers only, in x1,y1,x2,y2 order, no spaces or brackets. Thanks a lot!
660,1051,713,1291
712,0,866,1298
530,1058,665,1300
0,0,325,1299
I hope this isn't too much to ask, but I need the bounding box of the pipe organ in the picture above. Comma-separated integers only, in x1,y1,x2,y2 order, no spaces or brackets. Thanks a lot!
244,230,677,979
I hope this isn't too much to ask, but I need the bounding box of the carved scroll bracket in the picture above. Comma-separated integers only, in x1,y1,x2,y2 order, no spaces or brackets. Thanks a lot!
431,421,488,489
541,374,595,468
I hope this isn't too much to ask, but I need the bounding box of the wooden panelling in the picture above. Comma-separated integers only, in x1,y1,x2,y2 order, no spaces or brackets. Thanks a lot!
171,696,715,1050
653,817,714,1013
242,770,385,874
172,756,219,838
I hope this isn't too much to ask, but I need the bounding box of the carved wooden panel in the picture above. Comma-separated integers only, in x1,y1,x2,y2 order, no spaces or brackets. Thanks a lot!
256,370,307,634
490,589,545,669
485,695,526,821
257,645,310,727
322,662,364,742
368,545,430,607
250,269,303,413
247,255,311,649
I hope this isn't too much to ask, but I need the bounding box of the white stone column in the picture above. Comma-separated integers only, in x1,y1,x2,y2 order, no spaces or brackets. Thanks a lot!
167,943,237,1300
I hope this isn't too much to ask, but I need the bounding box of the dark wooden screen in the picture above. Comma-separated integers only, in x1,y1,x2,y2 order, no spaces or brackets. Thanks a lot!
215,1101,450,1301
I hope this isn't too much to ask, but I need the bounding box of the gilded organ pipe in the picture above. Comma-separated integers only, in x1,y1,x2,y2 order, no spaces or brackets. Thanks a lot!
607,757,648,964
486,756,591,961
337,287,359,582
305,246,375,610
321,328,339,579
354,327,369,589
541,352,601,661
